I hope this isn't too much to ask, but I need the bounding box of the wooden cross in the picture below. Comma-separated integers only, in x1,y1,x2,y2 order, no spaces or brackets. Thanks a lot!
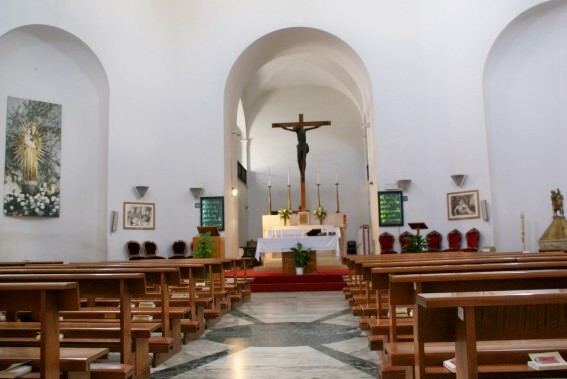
272,114,331,211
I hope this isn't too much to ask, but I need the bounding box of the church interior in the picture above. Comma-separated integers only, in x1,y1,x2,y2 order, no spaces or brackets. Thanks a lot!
0,1,566,378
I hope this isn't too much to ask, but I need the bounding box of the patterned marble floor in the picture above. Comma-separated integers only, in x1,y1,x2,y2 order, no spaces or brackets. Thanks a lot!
150,291,380,378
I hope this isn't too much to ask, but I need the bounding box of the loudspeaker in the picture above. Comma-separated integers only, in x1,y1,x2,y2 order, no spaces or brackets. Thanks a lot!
480,200,489,221
111,211,118,232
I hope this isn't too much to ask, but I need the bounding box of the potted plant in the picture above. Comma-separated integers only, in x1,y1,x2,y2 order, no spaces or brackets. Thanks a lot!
193,231,215,258
313,205,327,225
278,207,291,226
290,242,312,275
407,235,427,253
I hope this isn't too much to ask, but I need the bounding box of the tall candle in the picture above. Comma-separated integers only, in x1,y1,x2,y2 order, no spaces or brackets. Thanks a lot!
317,167,320,184
335,165,338,183
268,168,271,186
288,168,290,185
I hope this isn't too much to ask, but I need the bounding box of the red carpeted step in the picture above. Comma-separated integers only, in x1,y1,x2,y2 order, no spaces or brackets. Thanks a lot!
251,282,346,292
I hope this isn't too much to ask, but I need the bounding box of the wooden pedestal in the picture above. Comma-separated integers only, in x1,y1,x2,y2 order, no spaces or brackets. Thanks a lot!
282,251,317,275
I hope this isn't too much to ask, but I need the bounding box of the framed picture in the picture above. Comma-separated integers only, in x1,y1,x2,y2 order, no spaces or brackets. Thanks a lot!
298,211,309,226
447,190,480,220
123,202,155,230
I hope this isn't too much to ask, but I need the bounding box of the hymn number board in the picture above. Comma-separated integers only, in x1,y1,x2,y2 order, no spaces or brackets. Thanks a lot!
378,191,404,227
200,196,225,232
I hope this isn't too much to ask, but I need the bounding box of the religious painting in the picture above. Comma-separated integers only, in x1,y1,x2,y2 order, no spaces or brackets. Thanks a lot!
298,211,309,226
447,190,480,220
3,97,62,217
123,202,155,230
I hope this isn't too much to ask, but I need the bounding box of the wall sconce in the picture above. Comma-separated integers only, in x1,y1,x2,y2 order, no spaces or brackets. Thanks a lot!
397,179,412,191
231,186,238,196
190,187,204,199
134,186,149,198
451,175,467,187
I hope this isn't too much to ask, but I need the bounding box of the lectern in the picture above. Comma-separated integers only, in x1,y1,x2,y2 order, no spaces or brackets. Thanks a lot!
408,222,428,236
193,226,224,258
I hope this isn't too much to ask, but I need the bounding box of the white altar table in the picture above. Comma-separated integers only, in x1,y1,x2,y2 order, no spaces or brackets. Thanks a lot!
255,235,340,261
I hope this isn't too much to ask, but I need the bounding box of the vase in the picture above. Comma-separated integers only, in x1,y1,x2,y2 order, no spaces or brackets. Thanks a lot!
284,218,288,226
295,266,304,275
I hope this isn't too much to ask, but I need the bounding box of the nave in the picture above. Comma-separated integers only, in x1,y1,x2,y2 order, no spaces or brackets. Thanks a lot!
150,292,378,378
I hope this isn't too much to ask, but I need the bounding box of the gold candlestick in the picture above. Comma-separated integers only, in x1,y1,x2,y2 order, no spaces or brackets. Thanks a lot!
287,185,291,210
317,183,321,208
268,185,272,215
335,182,340,213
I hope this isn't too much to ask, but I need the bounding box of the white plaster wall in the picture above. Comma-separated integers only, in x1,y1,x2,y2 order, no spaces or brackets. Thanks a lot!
0,0,552,260
0,25,108,261
484,1,567,252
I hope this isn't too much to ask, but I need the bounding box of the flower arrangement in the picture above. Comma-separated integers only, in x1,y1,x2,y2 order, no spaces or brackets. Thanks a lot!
313,205,327,224
3,183,60,217
278,207,291,225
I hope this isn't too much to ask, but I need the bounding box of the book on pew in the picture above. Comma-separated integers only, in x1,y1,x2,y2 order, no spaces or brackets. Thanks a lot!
0,361,32,378
528,352,567,370
443,357,456,373
132,314,153,321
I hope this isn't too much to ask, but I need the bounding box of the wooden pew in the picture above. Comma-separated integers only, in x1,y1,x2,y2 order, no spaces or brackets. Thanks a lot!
0,273,148,378
384,269,567,376
0,282,109,379
415,288,567,378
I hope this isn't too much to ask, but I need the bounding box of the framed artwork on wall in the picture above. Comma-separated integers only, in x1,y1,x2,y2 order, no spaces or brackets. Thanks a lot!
123,202,155,230
447,190,480,220
298,211,309,225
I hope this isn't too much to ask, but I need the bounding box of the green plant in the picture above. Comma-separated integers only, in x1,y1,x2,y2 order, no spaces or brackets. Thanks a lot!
290,242,312,267
193,231,215,258
313,206,327,224
407,235,427,253
278,207,291,224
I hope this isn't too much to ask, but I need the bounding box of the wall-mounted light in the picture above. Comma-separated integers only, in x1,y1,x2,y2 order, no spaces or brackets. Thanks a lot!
231,186,238,196
190,187,204,199
451,174,467,187
134,186,149,198
231,130,241,136
397,179,412,192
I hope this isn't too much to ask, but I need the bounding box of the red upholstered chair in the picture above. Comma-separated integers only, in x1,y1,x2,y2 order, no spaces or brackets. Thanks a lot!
379,232,398,254
143,240,165,259
463,228,480,252
425,230,442,252
444,229,462,251
126,240,144,260
170,240,189,259
399,231,413,253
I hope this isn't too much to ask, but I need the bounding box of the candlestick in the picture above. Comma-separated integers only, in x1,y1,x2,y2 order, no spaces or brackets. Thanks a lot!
335,182,340,213
317,183,321,208
268,184,272,215
287,184,291,210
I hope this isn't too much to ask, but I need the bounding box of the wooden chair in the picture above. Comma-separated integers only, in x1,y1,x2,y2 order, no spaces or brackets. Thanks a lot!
443,229,462,251
463,228,480,252
143,240,165,259
126,240,144,260
399,231,413,253
378,232,397,254
425,230,442,252
169,240,188,259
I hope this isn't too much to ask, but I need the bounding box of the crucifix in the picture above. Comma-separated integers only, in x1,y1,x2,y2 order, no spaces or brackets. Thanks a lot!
272,114,331,212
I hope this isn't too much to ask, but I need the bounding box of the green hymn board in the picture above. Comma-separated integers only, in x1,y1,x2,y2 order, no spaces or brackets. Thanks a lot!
200,196,225,231
378,191,404,227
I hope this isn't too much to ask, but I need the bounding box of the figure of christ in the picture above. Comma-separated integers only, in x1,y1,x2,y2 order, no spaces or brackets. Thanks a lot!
273,114,331,212
23,121,40,182
272,114,331,181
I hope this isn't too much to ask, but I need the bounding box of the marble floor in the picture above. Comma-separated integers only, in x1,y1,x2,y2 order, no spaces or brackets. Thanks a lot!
150,291,380,378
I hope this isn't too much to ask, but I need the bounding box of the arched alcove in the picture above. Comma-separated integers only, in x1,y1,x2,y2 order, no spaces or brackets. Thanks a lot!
484,0,567,251
224,27,374,252
0,24,110,261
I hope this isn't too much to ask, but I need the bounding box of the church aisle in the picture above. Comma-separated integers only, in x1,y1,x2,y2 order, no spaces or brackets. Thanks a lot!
150,292,378,378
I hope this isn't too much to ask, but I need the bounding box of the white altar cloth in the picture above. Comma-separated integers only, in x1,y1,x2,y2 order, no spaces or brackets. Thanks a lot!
264,225,340,238
255,235,340,260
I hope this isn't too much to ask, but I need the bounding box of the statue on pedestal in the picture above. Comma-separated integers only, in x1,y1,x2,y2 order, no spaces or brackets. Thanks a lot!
539,188,567,251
